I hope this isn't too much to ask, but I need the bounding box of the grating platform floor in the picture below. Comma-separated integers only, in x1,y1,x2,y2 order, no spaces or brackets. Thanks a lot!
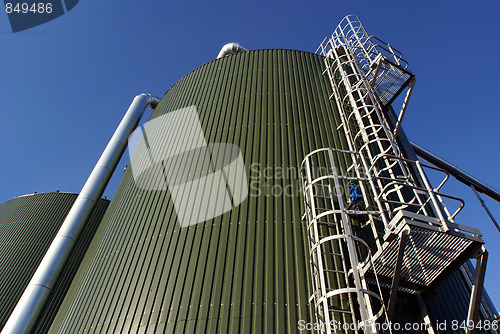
363,210,483,293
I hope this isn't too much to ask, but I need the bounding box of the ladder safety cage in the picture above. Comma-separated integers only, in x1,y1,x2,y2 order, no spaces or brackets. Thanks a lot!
299,14,488,333
317,15,416,117
314,14,474,237
301,148,390,334
317,25,437,232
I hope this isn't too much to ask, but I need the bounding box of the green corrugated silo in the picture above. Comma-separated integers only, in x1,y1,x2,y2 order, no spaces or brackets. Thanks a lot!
0,192,109,333
48,49,354,333
46,44,498,333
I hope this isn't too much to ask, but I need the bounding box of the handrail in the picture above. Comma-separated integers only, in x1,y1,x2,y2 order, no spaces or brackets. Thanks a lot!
411,141,500,204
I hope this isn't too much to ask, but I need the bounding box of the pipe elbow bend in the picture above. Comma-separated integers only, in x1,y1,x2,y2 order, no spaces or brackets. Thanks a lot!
217,42,249,59
137,93,161,108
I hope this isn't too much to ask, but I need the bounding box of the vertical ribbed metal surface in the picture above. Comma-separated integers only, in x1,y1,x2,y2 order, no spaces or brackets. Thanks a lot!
0,192,109,332
424,263,498,334
49,49,354,334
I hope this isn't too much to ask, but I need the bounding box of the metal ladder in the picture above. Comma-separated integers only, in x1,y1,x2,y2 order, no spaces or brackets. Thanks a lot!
301,148,385,334
300,15,486,334
316,15,460,234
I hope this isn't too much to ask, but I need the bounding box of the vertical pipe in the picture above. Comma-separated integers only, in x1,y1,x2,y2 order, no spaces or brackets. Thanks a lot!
2,93,159,334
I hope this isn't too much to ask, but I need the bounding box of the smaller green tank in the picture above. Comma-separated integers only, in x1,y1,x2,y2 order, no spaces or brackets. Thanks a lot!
0,192,109,333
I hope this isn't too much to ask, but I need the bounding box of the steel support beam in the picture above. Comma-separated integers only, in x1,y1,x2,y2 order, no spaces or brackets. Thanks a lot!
386,229,409,322
393,77,415,139
466,247,488,334
471,185,500,233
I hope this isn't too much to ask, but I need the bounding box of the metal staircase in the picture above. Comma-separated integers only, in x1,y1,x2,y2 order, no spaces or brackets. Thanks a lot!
301,15,486,333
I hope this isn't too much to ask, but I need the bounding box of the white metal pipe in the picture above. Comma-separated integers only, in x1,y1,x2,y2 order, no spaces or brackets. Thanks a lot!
216,42,249,59
2,93,160,334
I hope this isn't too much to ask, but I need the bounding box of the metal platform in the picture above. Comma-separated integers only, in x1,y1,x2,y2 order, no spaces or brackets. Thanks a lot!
317,14,416,139
319,14,415,110
306,15,491,332
364,210,484,293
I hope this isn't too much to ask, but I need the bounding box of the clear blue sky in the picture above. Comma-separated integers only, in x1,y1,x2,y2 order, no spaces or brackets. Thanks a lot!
2,0,500,309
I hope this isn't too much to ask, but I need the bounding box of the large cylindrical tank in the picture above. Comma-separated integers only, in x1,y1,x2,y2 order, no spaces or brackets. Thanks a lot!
49,49,354,333
0,192,109,333
45,47,499,334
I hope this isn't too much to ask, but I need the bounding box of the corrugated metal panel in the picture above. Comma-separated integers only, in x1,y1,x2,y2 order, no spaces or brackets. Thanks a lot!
43,49,499,334
425,263,499,334
49,50,354,334
0,192,109,332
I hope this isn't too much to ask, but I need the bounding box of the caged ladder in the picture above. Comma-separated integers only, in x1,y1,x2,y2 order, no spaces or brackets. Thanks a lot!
301,148,386,334
301,15,486,334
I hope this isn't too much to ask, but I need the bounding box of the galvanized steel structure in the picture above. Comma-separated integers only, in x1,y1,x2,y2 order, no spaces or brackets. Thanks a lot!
2,15,498,334
302,15,495,333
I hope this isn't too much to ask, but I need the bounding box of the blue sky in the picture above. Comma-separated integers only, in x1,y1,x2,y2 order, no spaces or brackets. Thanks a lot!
2,0,500,309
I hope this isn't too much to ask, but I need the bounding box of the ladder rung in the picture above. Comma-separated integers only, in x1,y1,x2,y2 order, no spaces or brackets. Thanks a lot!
313,195,332,199
323,269,346,274
313,183,331,189
316,220,337,225
317,223,337,229
322,252,343,257
328,307,353,314
317,237,340,242
326,287,351,293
